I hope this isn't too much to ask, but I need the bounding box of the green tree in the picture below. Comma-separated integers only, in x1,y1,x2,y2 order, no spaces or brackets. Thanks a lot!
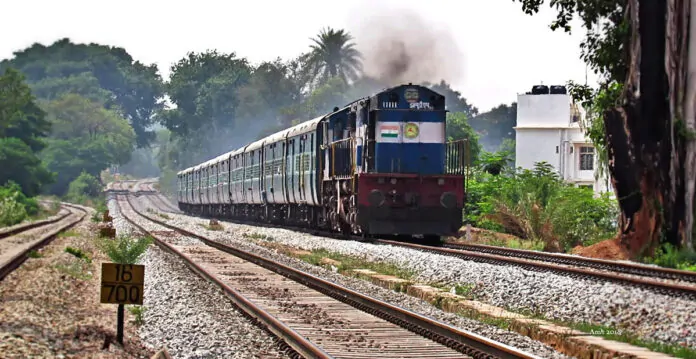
423,80,478,118
66,171,103,203
160,50,253,168
0,68,51,152
305,27,363,86
446,112,481,164
0,39,164,147
0,68,53,196
513,0,696,256
42,94,135,195
469,103,517,152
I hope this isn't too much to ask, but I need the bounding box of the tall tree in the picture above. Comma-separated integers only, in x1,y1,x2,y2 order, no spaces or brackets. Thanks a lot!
0,68,53,196
161,50,253,167
0,38,164,147
513,0,696,256
422,80,479,118
469,103,517,152
305,27,363,86
42,94,135,194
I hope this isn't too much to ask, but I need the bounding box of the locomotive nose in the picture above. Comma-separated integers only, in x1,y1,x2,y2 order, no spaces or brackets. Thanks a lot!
440,192,457,209
368,189,386,207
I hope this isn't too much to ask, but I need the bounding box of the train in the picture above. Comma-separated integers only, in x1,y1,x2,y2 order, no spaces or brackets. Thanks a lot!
176,84,469,242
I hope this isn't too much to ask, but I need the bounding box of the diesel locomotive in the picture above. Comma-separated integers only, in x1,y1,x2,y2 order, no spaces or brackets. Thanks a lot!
176,84,468,241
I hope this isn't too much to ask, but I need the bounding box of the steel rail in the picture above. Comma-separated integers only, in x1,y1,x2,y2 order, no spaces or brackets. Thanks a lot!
441,241,696,284
114,195,330,359
110,182,696,299
120,194,539,359
377,239,696,299
0,203,88,281
0,206,71,240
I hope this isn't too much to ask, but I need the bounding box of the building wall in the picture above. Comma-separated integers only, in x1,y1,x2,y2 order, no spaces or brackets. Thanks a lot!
514,89,612,195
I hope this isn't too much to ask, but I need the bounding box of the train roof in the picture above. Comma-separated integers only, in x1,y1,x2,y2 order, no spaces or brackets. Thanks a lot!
245,137,266,153
288,116,324,137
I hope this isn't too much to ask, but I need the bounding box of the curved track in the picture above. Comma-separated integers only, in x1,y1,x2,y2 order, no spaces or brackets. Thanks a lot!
0,203,88,281
117,193,539,359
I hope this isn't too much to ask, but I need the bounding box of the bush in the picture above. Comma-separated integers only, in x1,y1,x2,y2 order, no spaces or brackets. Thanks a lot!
66,172,103,204
98,235,153,264
0,181,44,226
466,162,619,252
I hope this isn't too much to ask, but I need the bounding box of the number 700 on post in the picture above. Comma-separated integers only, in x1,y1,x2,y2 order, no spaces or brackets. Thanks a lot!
100,263,145,305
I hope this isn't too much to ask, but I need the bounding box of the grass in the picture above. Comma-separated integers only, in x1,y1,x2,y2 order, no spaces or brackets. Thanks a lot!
27,250,43,258
157,212,171,220
58,230,79,238
65,246,92,263
55,261,92,280
297,248,414,281
242,232,273,241
127,305,147,325
483,235,546,251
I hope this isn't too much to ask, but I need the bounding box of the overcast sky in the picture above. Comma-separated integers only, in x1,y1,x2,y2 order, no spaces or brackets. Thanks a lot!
1,0,598,112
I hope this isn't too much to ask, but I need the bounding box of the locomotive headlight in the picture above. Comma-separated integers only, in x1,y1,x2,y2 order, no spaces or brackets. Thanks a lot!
437,178,445,186
390,178,397,185
440,192,457,209
369,189,386,207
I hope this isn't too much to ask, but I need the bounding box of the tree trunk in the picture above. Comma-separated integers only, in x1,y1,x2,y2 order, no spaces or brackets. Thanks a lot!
603,0,695,259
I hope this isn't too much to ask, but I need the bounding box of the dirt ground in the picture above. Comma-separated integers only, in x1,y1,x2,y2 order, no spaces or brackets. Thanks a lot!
450,226,632,261
0,216,156,358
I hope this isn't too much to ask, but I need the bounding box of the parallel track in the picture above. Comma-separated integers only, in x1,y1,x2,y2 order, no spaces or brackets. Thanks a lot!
377,239,696,299
118,193,539,359
125,183,696,298
0,203,88,281
441,241,696,284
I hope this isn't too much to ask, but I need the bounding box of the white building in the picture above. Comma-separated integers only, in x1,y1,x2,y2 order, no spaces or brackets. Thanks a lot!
514,85,612,194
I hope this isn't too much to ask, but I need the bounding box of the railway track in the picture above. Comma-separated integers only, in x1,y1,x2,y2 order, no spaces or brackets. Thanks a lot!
115,193,539,359
0,203,88,281
440,241,696,284
120,182,696,298
377,239,696,299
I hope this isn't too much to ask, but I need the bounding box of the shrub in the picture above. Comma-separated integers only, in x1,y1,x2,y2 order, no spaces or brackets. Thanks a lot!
466,162,619,252
98,235,153,264
66,172,103,204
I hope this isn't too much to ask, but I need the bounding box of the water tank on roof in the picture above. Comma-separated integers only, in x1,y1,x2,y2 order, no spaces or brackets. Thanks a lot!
550,85,567,94
531,85,550,95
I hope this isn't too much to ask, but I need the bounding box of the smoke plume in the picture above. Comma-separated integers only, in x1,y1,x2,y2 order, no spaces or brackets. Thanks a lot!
350,7,465,86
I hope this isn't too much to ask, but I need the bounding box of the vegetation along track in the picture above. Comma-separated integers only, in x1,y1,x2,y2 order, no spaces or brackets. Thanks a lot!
377,239,696,299
440,241,696,283
116,194,539,359
0,202,88,281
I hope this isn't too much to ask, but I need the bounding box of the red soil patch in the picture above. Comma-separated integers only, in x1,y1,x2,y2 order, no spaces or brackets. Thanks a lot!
571,238,631,260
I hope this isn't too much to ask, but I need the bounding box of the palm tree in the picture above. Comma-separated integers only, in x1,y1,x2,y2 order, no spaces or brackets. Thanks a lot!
305,27,363,86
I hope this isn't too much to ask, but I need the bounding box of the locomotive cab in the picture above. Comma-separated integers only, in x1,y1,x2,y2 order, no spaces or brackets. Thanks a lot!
321,84,467,239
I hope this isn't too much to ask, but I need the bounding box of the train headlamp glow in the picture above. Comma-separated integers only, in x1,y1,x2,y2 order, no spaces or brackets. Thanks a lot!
437,178,445,186
390,178,397,185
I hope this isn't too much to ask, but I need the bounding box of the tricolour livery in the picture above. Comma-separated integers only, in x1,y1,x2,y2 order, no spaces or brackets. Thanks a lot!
177,84,468,241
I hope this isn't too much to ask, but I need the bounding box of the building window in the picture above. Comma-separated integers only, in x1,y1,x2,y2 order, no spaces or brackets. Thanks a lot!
579,146,594,170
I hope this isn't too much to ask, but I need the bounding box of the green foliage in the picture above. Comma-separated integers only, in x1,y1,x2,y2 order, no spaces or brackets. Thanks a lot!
648,244,696,271
469,103,517,152
304,27,362,86
0,181,44,227
127,305,147,325
466,162,618,251
27,250,43,258
446,112,482,163
0,39,164,147
65,246,92,263
0,69,54,196
66,171,103,204
98,235,153,264
42,94,135,195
